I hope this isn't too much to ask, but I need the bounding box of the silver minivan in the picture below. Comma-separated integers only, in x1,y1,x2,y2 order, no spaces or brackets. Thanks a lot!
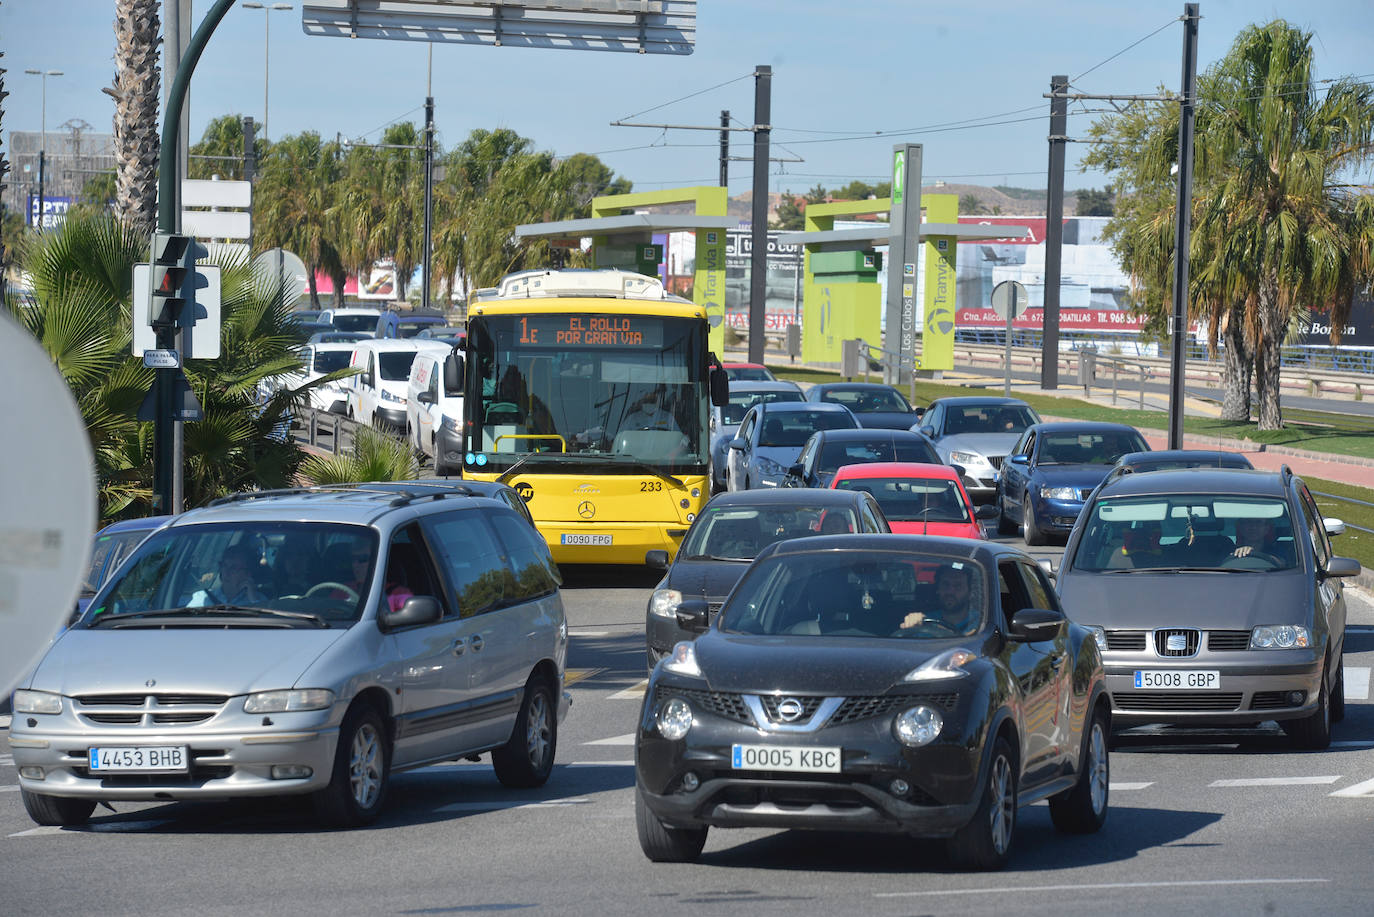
10,484,570,828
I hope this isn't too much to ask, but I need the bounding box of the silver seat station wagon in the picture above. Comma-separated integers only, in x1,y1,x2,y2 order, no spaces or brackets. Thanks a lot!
9,483,570,828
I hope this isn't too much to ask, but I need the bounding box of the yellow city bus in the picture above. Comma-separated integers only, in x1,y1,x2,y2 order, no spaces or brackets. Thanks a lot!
461,270,727,565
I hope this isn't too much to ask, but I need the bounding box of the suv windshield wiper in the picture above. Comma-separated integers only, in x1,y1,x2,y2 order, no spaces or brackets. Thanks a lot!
90,605,328,628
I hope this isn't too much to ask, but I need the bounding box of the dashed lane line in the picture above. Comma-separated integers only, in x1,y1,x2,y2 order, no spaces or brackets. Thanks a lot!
1210,776,1341,787
1330,776,1374,797
1345,666,1371,701
583,734,636,746
1,754,13,766
608,680,648,700
437,797,593,813
1108,782,1153,790
874,878,1328,899
0,716,10,729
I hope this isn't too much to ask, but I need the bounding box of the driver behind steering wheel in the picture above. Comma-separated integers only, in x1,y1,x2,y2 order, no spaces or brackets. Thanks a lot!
896,563,979,634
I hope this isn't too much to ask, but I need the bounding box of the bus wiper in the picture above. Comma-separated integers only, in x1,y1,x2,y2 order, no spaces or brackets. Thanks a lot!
606,455,684,489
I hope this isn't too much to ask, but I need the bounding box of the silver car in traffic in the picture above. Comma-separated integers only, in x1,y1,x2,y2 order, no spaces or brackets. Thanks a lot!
10,484,570,828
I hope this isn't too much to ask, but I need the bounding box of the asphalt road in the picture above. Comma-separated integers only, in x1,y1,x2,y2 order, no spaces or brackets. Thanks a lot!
6,531,1374,917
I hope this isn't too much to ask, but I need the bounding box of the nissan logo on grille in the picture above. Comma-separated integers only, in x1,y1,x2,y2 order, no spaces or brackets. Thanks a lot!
775,698,805,722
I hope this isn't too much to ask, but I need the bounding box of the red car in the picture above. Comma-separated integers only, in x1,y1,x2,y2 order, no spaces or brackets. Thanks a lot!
722,362,775,382
830,462,987,539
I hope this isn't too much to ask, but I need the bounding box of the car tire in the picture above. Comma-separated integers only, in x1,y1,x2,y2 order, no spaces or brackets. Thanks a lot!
1332,658,1346,723
635,784,708,862
947,735,1017,870
1282,662,1332,750
1049,705,1110,834
492,676,557,789
21,790,96,827
996,491,1018,536
1022,496,1046,546
313,704,389,828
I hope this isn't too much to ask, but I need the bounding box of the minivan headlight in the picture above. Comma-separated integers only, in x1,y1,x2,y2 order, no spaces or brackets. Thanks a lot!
648,588,683,620
1250,625,1310,649
13,690,63,714
243,689,335,713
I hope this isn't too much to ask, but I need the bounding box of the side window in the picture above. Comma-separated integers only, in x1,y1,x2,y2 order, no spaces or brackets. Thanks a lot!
1021,431,1036,459
739,410,757,444
490,511,560,601
797,438,815,472
382,524,444,616
422,510,506,617
861,501,883,533
426,360,439,400
997,560,1034,622
367,352,376,385
1015,561,1058,612
1298,486,1331,568
926,404,943,434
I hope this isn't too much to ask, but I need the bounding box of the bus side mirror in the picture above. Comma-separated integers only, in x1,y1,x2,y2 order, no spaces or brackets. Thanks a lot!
444,353,464,396
710,367,729,407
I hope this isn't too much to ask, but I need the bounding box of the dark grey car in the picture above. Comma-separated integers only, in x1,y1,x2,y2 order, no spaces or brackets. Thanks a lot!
1056,467,1360,748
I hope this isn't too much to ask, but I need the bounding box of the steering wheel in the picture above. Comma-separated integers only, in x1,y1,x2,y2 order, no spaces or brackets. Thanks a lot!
304,581,359,601
1221,551,1280,570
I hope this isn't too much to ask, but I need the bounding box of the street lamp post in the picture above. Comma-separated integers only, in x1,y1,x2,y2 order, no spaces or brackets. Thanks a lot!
24,68,63,230
241,2,292,140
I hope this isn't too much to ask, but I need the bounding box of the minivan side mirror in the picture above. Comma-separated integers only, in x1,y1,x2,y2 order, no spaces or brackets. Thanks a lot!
381,595,442,629
1323,556,1361,579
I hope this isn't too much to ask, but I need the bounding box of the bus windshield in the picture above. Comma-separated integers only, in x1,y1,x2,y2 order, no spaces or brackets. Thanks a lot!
467,313,709,474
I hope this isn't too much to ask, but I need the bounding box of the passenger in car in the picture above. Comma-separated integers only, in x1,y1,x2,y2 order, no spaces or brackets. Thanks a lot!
1106,521,1165,569
190,543,268,606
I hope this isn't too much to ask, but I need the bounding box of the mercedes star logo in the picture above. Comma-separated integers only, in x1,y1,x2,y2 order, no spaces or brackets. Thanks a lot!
776,698,805,722
577,501,596,519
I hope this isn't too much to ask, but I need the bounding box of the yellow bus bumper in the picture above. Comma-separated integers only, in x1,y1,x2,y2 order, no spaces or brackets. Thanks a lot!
539,520,689,566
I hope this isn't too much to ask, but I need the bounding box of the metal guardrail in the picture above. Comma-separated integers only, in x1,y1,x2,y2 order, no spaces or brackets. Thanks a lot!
1311,490,1374,536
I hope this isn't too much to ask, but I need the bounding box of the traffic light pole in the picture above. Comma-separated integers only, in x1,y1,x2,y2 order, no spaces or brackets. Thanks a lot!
152,0,235,514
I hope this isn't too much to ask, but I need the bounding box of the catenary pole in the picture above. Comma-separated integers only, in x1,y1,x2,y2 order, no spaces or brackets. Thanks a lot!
1041,74,1068,390
748,66,771,365
1169,4,1200,449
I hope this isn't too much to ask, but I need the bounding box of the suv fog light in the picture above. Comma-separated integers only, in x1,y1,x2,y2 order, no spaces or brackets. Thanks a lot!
681,771,700,792
657,697,693,740
889,778,910,797
893,705,943,747
1288,691,1306,706
271,765,313,780
19,767,44,780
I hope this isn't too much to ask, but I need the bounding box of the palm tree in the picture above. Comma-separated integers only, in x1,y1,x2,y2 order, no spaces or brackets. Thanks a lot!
370,123,424,301
9,210,314,519
111,0,161,233
254,132,342,308
329,143,386,302
1085,20,1374,429
189,114,266,181
299,427,418,485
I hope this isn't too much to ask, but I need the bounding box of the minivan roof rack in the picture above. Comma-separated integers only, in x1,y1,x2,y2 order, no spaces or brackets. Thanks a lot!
206,482,481,509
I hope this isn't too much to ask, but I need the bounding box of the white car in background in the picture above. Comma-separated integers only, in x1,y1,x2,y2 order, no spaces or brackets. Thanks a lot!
348,338,448,431
407,343,466,476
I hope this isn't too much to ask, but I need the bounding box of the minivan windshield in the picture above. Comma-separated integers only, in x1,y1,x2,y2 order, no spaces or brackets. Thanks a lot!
1071,495,1299,572
721,551,986,638
83,522,380,628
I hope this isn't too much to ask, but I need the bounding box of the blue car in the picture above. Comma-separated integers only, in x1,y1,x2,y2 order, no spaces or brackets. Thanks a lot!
725,401,858,491
76,515,170,618
995,421,1149,545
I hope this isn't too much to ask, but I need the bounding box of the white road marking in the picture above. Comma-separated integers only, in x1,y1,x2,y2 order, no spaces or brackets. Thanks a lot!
1330,776,1374,798
583,734,636,746
874,878,1328,899
565,760,633,767
1108,781,1153,790
437,797,593,813
10,826,65,838
608,680,648,700
1331,740,1374,748
0,715,10,729
1210,776,1341,787
1345,666,1371,701
0,754,14,766
570,630,612,637
0,785,20,793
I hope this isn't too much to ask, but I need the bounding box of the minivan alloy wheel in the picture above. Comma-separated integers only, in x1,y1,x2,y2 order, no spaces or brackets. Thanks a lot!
349,720,384,809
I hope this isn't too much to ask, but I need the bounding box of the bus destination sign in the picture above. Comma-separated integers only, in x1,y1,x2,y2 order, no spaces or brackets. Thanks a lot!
517,315,663,348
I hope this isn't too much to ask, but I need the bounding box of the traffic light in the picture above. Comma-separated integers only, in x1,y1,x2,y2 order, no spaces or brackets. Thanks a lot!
148,232,192,327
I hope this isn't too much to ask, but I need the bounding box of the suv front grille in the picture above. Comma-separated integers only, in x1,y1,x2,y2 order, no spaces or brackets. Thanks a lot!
1105,630,1147,651
658,687,751,724
988,456,1004,470
759,695,824,722
1154,629,1200,657
1207,630,1251,651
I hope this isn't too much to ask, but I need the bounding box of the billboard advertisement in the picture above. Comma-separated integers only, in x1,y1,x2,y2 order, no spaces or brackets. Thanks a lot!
357,260,398,300
724,229,803,330
28,195,71,229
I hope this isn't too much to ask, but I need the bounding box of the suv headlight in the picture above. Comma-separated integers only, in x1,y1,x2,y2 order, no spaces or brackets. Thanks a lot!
13,690,63,714
648,588,683,620
1250,625,1310,649
1040,485,1079,500
656,696,693,740
893,705,944,747
1084,625,1107,652
243,689,335,713
903,648,976,682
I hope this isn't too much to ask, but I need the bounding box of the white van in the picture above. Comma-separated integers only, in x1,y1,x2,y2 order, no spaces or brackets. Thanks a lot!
319,306,381,336
406,343,466,475
347,339,448,431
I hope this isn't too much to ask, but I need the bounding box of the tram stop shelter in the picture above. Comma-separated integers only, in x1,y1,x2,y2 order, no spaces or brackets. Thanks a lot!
515,187,737,354
779,194,1028,375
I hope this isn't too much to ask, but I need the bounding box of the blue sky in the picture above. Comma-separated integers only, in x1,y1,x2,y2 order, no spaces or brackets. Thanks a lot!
4,0,1372,196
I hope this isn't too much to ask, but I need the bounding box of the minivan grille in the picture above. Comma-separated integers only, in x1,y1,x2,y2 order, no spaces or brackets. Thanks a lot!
1155,629,1200,657
1115,692,1243,712
1207,630,1251,651
72,693,229,728
1105,630,1147,651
